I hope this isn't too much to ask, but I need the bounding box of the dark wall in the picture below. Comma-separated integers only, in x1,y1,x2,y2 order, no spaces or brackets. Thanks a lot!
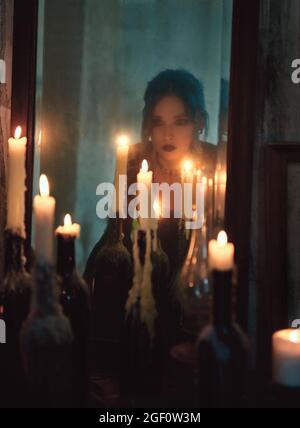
249,0,300,359
0,0,13,278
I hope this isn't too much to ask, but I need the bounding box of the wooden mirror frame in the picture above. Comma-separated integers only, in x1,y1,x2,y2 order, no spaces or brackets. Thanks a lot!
10,0,260,335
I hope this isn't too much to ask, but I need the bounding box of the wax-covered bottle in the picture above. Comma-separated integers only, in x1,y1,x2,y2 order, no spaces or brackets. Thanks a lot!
56,232,90,407
120,226,169,406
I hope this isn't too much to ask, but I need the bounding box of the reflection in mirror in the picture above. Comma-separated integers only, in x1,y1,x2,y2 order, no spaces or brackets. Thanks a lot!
34,0,232,272
32,0,233,405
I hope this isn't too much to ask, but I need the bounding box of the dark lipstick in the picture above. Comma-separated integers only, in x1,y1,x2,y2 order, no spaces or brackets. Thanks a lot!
162,144,176,152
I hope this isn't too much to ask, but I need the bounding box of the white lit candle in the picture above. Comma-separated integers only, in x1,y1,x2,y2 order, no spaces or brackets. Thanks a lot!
181,159,194,219
206,177,214,230
273,329,300,387
137,159,153,230
151,200,161,252
214,164,227,222
33,174,56,263
55,214,80,239
6,126,27,238
209,231,234,271
113,134,129,214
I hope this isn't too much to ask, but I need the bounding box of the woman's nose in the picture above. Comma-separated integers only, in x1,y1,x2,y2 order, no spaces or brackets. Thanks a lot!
165,125,174,140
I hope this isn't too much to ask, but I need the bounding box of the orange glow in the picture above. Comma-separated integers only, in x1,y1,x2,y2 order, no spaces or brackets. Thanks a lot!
182,159,193,172
116,134,129,147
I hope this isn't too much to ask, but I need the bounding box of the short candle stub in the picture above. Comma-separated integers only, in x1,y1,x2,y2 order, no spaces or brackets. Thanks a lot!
272,329,300,389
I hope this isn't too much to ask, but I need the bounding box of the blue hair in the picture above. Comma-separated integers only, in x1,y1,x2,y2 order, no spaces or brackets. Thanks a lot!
142,69,209,141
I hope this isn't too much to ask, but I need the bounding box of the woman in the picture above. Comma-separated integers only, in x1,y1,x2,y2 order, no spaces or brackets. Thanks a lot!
84,69,217,345
126,69,216,276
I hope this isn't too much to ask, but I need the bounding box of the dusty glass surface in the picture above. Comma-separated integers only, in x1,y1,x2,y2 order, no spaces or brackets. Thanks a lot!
33,0,233,273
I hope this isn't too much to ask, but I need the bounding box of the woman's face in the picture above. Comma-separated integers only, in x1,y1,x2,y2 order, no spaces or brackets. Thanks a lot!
150,95,195,164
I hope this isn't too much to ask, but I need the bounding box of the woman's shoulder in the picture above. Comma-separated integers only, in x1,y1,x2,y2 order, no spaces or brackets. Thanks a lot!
193,141,217,175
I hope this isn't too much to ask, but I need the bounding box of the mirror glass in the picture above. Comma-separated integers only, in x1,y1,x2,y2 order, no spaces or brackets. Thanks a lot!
31,0,234,404
33,0,233,273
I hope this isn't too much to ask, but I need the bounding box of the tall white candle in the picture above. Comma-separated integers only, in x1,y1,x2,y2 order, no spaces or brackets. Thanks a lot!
6,126,27,238
151,200,161,252
214,164,227,222
113,134,129,214
181,159,194,220
209,231,234,271
205,177,214,232
137,159,153,230
202,176,208,217
273,329,300,387
33,174,56,263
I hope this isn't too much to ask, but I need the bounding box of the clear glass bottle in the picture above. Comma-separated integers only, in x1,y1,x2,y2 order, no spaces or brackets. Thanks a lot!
177,219,212,338
195,269,250,408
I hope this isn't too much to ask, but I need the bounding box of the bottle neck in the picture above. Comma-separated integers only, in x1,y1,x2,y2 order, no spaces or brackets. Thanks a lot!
4,231,25,275
212,269,233,327
33,260,60,315
56,234,76,278
106,216,124,244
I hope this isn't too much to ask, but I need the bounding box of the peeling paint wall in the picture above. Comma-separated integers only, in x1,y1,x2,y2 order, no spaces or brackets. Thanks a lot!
250,0,300,359
0,0,14,278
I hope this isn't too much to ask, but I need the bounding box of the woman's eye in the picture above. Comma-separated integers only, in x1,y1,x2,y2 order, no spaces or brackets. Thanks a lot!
175,118,189,126
152,119,163,127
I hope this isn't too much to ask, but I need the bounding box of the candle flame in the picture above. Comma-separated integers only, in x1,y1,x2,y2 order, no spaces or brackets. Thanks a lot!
275,329,300,343
183,159,193,172
141,159,149,173
290,330,300,343
202,176,208,186
64,214,72,227
39,174,50,197
38,130,42,148
209,178,214,187
217,231,228,247
14,126,22,139
117,134,129,147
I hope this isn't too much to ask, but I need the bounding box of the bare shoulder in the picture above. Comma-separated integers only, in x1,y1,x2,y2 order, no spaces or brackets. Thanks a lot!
193,141,217,175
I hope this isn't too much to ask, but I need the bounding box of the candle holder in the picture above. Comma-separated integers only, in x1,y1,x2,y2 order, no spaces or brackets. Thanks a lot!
0,230,33,407
20,258,74,408
120,227,169,405
195,269,250,408
56,233,90,407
